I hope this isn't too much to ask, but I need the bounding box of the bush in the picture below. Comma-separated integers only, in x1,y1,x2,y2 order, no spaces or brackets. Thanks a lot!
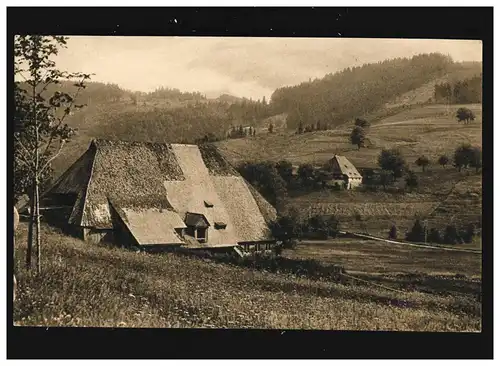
438,155,449,168
304,214,340,239
453,144,481,172
388,225,398,240
406,219,426,242
443,225,460,244
405,170,419,191
428,228,442,243
269,211,302,246
415,156,430,172
460,223,476,243
456,107,475,124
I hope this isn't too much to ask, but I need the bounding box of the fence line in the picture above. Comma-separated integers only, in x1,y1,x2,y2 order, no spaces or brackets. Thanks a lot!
340,231,482,254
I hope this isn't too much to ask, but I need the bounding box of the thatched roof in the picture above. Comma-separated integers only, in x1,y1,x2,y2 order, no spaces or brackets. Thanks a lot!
111,203,186,246
47,139,276,246
328,155,362,179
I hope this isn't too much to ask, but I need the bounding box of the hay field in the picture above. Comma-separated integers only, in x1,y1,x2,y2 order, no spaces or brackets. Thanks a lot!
284,238,481,278
13,224,480,331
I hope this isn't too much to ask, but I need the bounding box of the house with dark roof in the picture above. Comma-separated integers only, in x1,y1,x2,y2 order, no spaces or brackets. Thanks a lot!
325,155,363,189
41,139,277,252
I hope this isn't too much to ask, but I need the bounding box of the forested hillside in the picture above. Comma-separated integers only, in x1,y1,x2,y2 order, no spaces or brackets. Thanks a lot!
37,53,481,181
28,53,480,145
91,103,233,143
270,54,481,130
434,74,482,104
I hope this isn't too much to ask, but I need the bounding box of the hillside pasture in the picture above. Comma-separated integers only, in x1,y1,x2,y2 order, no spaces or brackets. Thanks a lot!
217,103,482,169
13,224,480,331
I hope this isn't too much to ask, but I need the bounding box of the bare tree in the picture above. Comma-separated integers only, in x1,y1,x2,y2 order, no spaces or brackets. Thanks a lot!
14,36,91,273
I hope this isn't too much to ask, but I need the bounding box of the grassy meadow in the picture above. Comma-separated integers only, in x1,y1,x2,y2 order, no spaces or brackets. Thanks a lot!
216,103,482,168
13,223,481,331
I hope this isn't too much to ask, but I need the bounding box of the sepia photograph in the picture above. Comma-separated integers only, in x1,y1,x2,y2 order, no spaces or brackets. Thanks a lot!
6,5,493,360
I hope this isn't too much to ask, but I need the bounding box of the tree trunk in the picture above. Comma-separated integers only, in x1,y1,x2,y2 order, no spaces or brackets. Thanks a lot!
35,181,41,275
26,183,36,270
33,71,41,275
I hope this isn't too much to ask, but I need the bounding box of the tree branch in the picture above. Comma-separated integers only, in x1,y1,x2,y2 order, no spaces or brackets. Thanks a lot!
14,134,35,165
39,139,65,175
42,76,86,157
14,153,33,170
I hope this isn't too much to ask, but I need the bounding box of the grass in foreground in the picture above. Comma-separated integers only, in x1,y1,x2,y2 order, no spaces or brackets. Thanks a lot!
13,224,480,331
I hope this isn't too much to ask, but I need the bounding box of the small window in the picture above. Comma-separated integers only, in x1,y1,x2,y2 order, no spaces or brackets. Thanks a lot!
196,227,207,242
214,222,227,230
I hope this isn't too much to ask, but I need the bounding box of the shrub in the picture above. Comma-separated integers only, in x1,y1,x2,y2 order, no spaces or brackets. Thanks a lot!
297,163,315,187
388,225,398,240
269,211,302,246
405,170,419,191
415,156,430,172
406,219,426,242
428,228,442,243
438,155,449,168
456,107,475,124
305,214,340,238
443,225,460,244
453,144,481,172
379,170,394,191
460,223,476,243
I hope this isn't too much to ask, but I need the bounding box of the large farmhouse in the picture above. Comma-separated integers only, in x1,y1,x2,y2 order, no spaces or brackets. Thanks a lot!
326,155,363,189
42,139,276,252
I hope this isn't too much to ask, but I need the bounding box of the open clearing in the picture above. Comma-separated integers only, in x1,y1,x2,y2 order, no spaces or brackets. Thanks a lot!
14,224,481,331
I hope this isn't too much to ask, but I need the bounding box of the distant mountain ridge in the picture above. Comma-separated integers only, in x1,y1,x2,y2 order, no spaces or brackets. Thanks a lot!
270,54,482,130
24,53,481,181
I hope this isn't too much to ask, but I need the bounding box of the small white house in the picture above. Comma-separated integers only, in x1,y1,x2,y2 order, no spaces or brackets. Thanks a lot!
326,155,363,189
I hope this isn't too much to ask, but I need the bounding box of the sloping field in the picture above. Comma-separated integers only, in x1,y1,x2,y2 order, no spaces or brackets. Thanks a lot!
218,103,482,236
217,103,482,169
284,238,481,278
291,201,438,224
288,199,439,237
427,174,482,228
14,224,480,331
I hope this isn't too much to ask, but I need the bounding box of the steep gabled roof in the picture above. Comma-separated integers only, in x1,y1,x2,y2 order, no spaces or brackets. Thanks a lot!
109,200,186,246
77,139,183,228
47,139,276,245
328,155,362,179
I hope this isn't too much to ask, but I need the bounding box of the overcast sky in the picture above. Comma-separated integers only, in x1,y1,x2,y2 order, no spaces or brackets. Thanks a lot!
55,37,482,99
